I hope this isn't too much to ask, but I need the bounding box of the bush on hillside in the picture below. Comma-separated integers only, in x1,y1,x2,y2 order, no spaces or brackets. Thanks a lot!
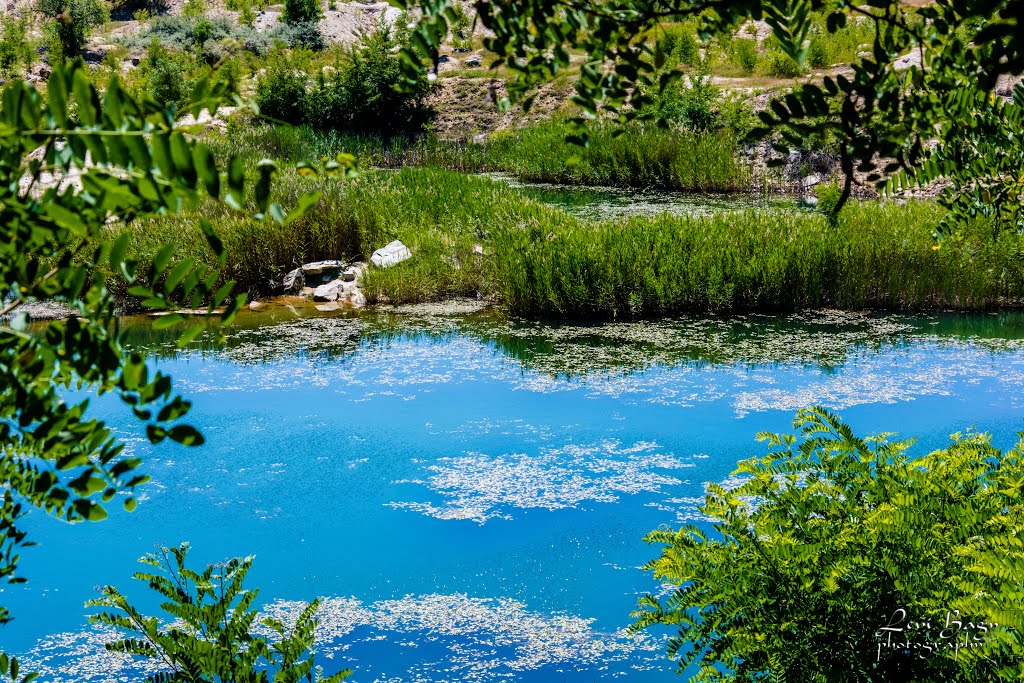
122,14,324,56
657,23,700,66
256,24,431,133
38,0,109,60
0,16,32,76
657,70,720,132
731,37,758,73
283,0,321,25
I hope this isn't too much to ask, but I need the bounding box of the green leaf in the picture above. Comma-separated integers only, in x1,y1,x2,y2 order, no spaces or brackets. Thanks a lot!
47,70,69,127
166,425,205,446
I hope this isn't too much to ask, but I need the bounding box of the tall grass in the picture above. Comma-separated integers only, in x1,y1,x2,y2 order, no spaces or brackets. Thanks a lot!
490,201,1024,317
117,168,1024,317
211,119,752,191
484,119,750,191
116,168,569,304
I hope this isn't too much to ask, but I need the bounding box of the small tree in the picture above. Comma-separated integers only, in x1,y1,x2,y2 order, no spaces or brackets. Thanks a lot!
282,0,320,26
88,544,351,682
37,0,109,60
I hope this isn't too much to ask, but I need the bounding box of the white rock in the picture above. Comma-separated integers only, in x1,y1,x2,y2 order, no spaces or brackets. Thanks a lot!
313,279,344,301
348,288,367,307
301,260,345,275
802,174,822,187
282,267,303,293
371,240,412,268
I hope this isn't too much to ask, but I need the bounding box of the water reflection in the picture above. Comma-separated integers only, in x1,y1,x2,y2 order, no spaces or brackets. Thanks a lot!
121,298,1024,376
489,173,812,221
15,301,1024,683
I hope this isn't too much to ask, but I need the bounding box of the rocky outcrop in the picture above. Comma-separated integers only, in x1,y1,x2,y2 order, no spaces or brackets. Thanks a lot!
284,260,368,307
282,260,347,293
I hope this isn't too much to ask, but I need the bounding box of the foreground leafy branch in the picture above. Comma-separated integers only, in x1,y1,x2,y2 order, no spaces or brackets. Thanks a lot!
633,406,1024,681
0,60,349,633
398,0,1024,228
88,544,350,683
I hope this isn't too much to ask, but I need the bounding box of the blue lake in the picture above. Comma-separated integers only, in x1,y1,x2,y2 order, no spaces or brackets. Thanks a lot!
9,302,1024,681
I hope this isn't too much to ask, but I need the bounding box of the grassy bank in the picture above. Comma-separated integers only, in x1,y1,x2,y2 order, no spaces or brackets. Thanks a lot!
117,168,1024,317
213,119,753,192
492,201,1024,316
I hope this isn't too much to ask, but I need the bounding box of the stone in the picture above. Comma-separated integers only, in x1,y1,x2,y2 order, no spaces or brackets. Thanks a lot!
472,244,484,255
301,260,345,275
453,47,470,53
465,56,482,67
282,267,303,293
248,300,263,309
438,54,450,63
348,288,367,307
300,260,346,287
370,240,412,268
313,279,344,302
802,174,822,187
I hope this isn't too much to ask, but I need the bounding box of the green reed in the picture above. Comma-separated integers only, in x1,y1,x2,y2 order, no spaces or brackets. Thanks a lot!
118,168,1024,317
490,200,1024,317
209,119,753,191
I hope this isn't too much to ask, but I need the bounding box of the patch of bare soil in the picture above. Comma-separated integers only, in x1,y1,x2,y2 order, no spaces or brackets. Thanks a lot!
425,76,573,139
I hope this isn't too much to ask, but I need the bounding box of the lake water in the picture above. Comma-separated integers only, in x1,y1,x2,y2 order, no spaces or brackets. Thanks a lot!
490,173,812,220
10,302,1024,682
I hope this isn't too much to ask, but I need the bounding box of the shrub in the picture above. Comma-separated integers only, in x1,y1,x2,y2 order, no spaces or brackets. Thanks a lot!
275,19,324,50
132,40,212,109
807,35,833,68
255,62,307,124
718,92,756,136
657,23,699,66
122,14,321,55
181,0,205,18
0,16,32,76
633,407,1024,681
256,24,429,133
657,70,720,132
764,48,803,77
283,0,321,25
732,37,758,73
448,3,472,49
238,2,255,26
38,0,109,59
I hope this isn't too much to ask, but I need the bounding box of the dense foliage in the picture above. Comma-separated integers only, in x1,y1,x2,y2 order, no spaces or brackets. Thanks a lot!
38,0,109,60
632,408,1024,681
0,61,353,676
257,25,430,133
399,0,1024,228
117,167,1024,314
89,544,350,682
282,0,321,26
0,63,238,627
907,83,1024,237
